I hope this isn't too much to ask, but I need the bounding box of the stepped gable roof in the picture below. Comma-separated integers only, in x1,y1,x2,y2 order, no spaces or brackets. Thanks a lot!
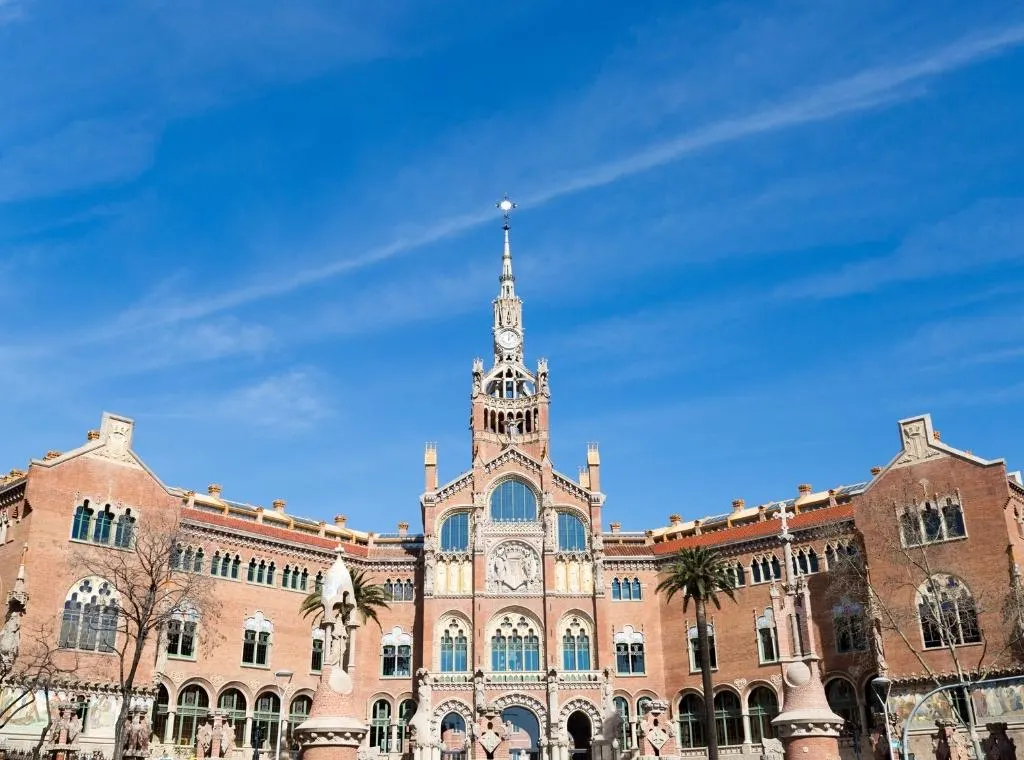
182,508,369,557
652,503,854,555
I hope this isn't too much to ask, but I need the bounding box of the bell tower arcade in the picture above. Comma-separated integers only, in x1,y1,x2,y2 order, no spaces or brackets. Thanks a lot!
469,197,551,464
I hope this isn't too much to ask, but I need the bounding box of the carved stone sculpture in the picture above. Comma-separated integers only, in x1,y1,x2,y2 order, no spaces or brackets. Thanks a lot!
122,707,152,758
474,670,486,714
0,610,22,671
982,723,1016,760
934,720,971,760
762,737,785,760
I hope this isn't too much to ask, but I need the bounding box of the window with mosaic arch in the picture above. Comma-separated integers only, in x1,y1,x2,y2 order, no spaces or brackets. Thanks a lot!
687,624,717,672
242,612,273,666
174,685,210,745
755,608,779,664
286,695,313,751
713,691,744,747
439,617,470,672
395,699,416,753
613,626,645,675
825,679,859,730
561,616,592,671
490,614,541,672
381,627,413,677
917,574,981,649
218,689,247,746
370,699,392,753
748,686,779,744
59,577,119,653
677,694,706,749
253,692,281,749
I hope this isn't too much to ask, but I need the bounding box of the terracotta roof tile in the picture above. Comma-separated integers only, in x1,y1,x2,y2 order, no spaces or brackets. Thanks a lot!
183,508,368,557
652,504,854,555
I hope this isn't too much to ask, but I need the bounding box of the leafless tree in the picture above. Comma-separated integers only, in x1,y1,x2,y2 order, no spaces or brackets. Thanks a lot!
824,471,1022,755
0,621,76,756
68,509,218,760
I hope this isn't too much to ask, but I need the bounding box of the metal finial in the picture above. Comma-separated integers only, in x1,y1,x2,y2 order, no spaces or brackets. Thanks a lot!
497,195,517,227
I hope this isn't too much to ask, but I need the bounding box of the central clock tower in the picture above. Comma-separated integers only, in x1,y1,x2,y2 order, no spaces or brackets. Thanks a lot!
469,198,550,464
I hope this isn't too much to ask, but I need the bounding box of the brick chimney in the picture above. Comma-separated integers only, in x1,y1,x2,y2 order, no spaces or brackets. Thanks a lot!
398,521,409,537
272,499,286,513
334,514,348,528
732,498,745,513
668,514,682,527
798,484,812,495
87,430,100,441
208,483,223,498
609,522,621,533
45,451,61,460
870,466,882,476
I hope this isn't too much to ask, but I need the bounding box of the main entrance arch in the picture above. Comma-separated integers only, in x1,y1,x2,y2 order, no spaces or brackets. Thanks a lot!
567,711,592,760
502,706,540,760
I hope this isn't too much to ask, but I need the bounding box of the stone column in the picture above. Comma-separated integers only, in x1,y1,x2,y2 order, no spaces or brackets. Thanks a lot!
390,722,399,753
245,715,254,748
741,710,752,749
164,710,176,744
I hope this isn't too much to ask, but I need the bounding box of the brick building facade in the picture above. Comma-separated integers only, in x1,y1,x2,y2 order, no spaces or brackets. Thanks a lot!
0,218,1022,760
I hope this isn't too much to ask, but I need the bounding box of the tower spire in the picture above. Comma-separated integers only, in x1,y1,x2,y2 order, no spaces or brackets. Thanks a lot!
497,195,517,299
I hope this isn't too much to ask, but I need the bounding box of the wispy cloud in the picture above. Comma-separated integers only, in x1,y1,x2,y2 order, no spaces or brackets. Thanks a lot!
83,21,1024,333
778,198,1024,298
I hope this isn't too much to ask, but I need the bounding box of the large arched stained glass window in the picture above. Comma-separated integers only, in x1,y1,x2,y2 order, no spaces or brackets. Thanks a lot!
557,512,587,551
440,513,470,552
490,479,537,522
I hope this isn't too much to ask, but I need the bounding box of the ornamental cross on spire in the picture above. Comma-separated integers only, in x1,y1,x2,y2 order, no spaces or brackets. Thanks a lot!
497,195,517,227
773,503,793,538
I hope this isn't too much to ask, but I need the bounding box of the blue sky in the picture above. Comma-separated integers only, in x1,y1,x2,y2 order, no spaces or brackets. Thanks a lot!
2,1,1024,532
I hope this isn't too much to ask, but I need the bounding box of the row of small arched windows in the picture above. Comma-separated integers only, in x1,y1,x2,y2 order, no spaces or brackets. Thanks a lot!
71,501,135,548
173,547,322,592
383,579,415,602
483,408,539,435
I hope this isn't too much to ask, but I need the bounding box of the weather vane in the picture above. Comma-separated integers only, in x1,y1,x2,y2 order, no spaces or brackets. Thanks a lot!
497,195,517,227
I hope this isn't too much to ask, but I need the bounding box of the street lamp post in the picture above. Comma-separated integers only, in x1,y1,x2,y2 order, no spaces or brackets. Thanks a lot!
274,670,295,760
871,675,896,760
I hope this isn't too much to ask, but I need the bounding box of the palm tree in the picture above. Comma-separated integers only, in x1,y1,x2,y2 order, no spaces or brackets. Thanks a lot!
656,546,738,760
300,568,390,628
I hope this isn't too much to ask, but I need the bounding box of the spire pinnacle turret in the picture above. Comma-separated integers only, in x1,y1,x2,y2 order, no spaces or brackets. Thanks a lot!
497,195,517,299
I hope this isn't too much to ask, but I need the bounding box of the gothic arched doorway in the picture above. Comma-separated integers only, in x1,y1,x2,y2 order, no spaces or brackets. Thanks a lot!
502,706,540,760
567,711,592,760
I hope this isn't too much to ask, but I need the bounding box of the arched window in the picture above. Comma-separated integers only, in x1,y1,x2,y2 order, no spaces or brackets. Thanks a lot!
440,711,467,749
218,689,247,746
611,578,621,599
490,479,537,522
396,699,416,753
58,578,118,652
440,512,470,552
729,562,745,587
688,625,717,672
166,607,199,659
113,509,135,548
311,629,325,672
825,679,859,729
613,697,631,748
381,627,413,677
174,685,209,746
282,566,292,589
561,617,591,671
491,615,541,672
242,612,273,666
713,691,743,746
794,547,819,575
370,699,392,752
314,570,324,592
71,501,94,541
631,578,642,600
748,687,779,743
833,598,867,653
611,577,641,601
439,618,469,672
637,697,653,717
756,609,779,664
677,694,706,748
557,512,587,551
93,505,114,544
286,696,313,750
253,692,281,749
614,626,644,675
918,575,981,648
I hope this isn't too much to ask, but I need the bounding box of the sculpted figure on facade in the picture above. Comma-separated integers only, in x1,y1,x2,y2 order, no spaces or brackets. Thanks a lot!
934,720,971,760
409,669,434,747
122,707,151,758
474,670,486,714
0,610,22,671
762,737,785,760
982,723,1016,760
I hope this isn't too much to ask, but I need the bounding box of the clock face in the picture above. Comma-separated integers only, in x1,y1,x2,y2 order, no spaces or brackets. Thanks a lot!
497,329,521,350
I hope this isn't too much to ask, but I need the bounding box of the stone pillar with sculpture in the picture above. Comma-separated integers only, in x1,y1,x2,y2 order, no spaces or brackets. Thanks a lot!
635,700,677,757
196,711,233,760
44,700,82,760
293,548,370,760
768,507,844,760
